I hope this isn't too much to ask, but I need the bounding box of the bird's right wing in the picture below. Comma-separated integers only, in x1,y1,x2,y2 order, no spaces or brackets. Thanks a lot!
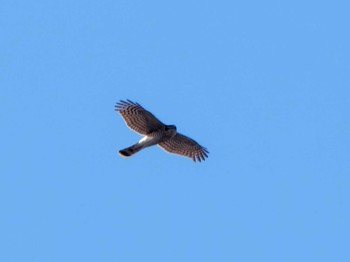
115,100,165,135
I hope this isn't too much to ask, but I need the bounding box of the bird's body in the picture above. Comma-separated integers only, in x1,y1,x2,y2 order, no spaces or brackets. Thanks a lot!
119,125,177,157
115,100,208,162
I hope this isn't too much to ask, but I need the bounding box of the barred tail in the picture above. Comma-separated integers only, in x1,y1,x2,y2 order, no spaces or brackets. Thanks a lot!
118,143,143,157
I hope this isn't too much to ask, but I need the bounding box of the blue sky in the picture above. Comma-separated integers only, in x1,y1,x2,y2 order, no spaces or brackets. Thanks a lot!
1,0,349,261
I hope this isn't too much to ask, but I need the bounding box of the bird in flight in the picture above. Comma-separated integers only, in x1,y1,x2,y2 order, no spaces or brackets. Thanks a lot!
115,100,209,162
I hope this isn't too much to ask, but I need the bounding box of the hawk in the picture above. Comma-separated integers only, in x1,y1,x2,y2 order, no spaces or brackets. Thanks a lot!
115,100,209,162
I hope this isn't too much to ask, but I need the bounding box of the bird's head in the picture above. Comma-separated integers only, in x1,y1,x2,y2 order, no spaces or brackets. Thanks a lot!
164,125,177,137
165,125,177,131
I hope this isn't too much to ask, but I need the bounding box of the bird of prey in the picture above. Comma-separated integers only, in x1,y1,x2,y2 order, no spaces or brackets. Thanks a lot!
115,100,209,162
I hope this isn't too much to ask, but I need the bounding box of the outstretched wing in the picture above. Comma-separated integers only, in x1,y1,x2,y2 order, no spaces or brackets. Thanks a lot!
115,100,165,135
158,133,209,162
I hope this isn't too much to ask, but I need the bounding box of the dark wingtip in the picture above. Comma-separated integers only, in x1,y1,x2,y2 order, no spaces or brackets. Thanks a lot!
191,149,209,163
126,99,136,104
115,99,139,111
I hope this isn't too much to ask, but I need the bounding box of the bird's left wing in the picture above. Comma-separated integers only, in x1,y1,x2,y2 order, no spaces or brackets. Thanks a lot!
158,133,209,162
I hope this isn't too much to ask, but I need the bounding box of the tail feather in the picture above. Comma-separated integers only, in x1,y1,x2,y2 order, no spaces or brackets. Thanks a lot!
118,143,143,157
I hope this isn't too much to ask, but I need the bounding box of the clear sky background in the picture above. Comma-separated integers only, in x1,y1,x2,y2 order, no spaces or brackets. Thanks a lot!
1,1,349,261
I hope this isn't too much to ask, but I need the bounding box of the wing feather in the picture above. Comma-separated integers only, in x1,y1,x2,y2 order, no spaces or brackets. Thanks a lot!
158,133,209,162
115,100,165,135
